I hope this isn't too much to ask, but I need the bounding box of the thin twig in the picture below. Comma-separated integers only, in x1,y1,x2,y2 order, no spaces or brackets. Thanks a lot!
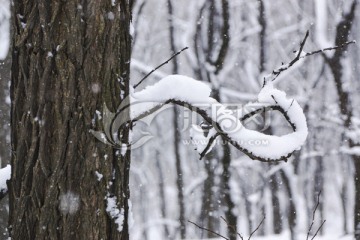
199,133,220,160
307,191,322,240
305,40,355,58
248,215,266,240
221,216,244,240
133,47,189,89
264,30,356,85
188,220,229,240
311,220,326,240
268,30,309,83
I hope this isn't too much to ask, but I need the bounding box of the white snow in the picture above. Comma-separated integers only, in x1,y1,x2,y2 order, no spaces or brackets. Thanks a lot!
121,144,127,156
128,200,134,229
131,75,212,103
107,12,115,20
91,83,101,93
95,110,102,120
59,191,80,215
346,128,360,144
130,22,135,37
130,75,308,161
106,195,124,232
95,171,103,181
340,146,360,156
0,164,11,192
0,0,10,59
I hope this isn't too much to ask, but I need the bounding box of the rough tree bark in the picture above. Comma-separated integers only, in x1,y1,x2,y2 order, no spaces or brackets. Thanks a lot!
9,1,132,239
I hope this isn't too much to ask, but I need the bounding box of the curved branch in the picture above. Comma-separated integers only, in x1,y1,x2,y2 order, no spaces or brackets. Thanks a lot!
117,75,307,162
92,76,307,162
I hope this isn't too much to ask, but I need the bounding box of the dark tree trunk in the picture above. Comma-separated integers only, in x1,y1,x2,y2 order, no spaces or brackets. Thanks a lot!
280,169,297,240
222,138,237,240
269,172,282,234
167,0,186,237
9,1,132,239
155,155,170,238
258,0,266,73
324,2,358,238
200,157,219,239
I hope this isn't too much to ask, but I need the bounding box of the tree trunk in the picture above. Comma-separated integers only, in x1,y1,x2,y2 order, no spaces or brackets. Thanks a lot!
222,138,237,240
280,169,297,240
167,0,186,238
325,2,358,238
9,1,132,239
155,154,170,238
269,172,282,234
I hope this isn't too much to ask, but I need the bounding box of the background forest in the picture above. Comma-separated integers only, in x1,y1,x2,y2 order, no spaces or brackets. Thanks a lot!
1,0,360,239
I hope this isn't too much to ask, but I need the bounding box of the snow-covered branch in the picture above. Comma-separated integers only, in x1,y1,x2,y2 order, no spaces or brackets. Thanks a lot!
127,75,308,162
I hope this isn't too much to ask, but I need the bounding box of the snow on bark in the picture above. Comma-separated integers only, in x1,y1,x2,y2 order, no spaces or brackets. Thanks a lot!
106,195,124,232
59,191,80,215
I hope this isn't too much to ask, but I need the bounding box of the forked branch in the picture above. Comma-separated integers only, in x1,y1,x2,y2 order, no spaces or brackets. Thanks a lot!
264,30,356,85
307,191,326,240
134,47,189,89
189,214,265,240
188,220,229,240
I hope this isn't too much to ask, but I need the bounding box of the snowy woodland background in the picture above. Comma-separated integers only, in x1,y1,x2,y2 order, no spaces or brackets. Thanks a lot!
1,0,360,239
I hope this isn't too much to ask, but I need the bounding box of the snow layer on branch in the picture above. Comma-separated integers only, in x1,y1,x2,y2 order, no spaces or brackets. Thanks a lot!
129,74,215,121
0,164,11,192
130,75,308,161
242,82,308,159
132,75,212,102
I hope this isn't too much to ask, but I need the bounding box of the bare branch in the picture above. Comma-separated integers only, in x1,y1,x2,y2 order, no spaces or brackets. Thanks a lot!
307,191,325,240
133,47,189,89
240,105,296,131
306,41,355,58
248,215,266,240
311,220,326,240
199,133,221,160
188,220,230,240
267,30,309,84
264,30,355,85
